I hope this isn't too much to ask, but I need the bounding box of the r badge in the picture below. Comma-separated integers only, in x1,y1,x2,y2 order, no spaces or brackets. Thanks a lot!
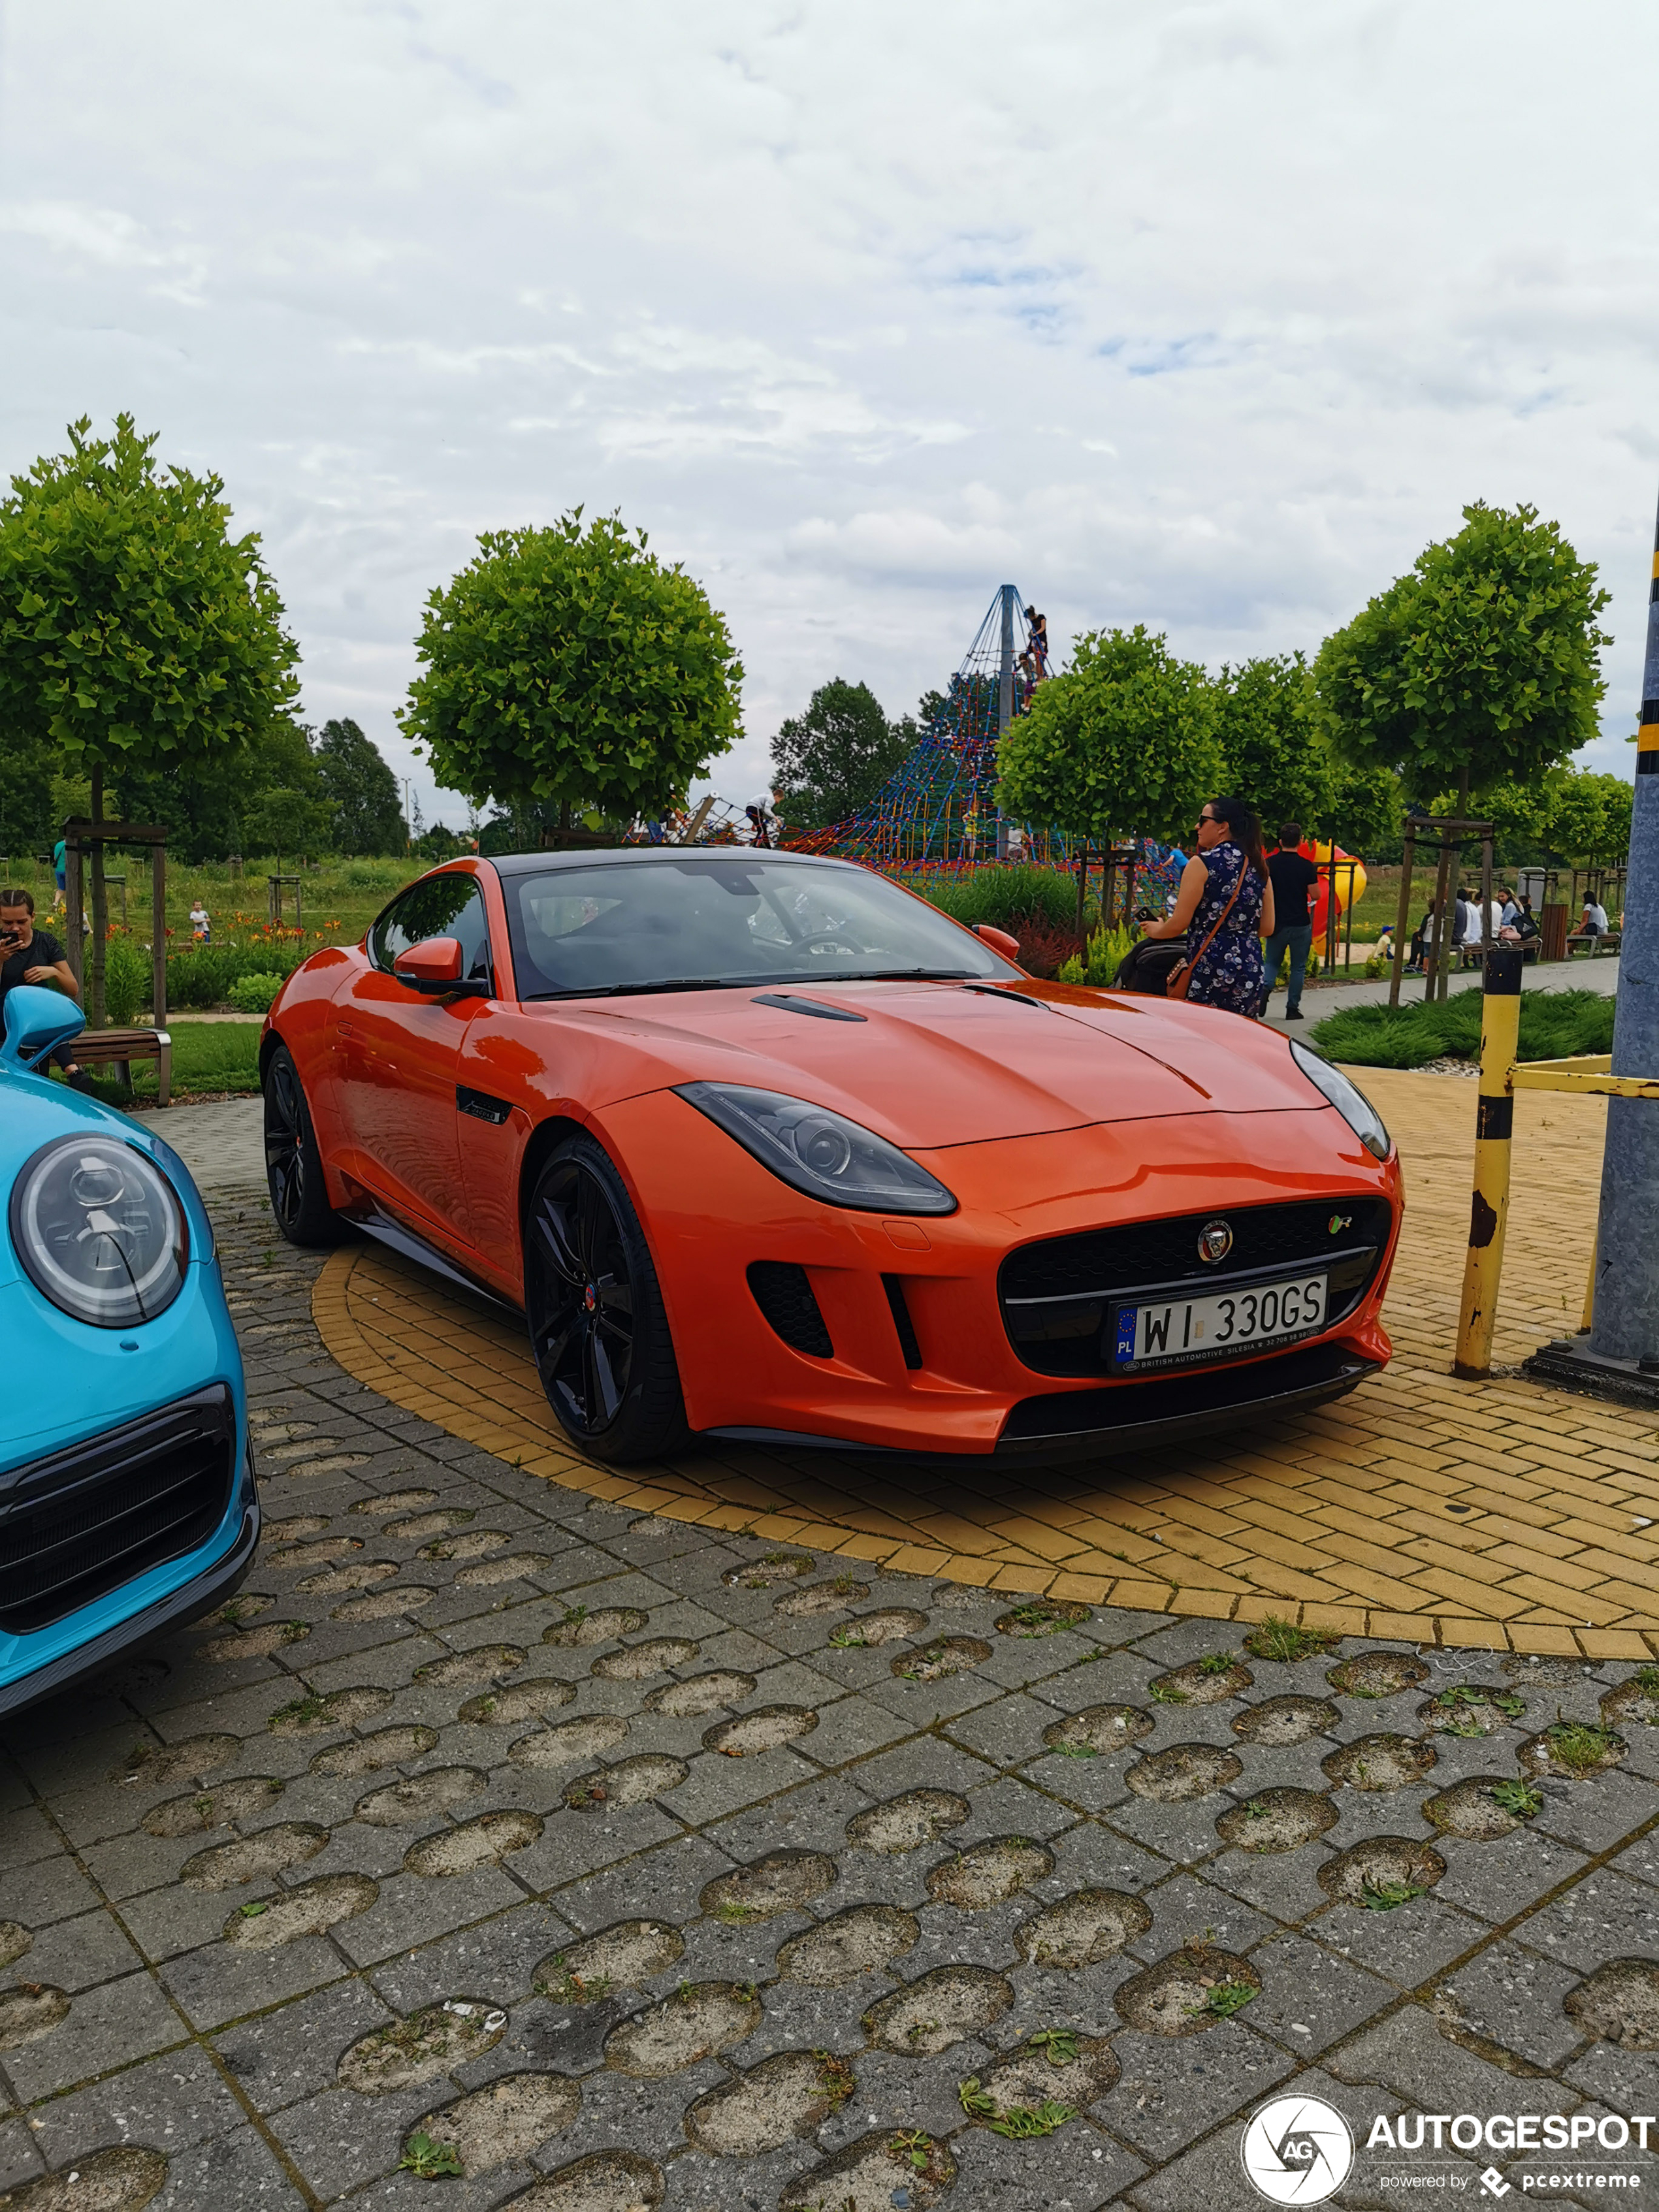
1197,1219,1233,1265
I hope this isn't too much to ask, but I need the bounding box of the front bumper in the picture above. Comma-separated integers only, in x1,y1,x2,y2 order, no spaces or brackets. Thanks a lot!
600,1093,1404,1456
0,1479,259,1720
0,1396,259,1720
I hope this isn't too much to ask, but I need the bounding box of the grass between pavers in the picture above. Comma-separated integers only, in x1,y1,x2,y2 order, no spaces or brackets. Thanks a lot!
1310,987,1615,1070
72,1020,263,1102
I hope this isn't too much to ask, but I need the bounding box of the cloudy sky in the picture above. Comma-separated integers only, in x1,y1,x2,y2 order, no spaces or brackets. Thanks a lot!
3,1,1655,825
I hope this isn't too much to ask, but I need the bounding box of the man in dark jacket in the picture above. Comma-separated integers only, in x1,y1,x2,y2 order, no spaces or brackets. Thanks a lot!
1259,825,1319,1019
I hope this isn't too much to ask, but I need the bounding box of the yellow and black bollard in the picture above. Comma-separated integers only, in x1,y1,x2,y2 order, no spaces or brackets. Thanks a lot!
1454,944,1524,1379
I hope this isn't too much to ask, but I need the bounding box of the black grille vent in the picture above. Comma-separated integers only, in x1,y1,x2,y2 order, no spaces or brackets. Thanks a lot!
0,1385,237,1635
882,1276,924,1370
999,1197,1391,1377
747,1263,833,1360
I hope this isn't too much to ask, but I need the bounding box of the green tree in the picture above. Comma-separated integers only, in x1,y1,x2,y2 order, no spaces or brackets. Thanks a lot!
398,508,741,837
116,714,323,865
1545,768,1633,866
770,678,914,830
0,733,54,867
0,414,298,1019
242,784,336,871
314,718,406,854
1313,501,1611,821
996,625,1221,848
1212,652,1336,832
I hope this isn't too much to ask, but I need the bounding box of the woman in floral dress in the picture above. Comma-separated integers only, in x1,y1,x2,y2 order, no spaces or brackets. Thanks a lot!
1137,796,1274,1015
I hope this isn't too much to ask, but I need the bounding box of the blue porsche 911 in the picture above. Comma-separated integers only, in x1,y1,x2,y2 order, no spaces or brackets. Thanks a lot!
0,985,258,1720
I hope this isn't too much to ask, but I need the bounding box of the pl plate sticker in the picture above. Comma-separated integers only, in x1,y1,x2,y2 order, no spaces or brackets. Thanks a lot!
1240,2094,1355,2204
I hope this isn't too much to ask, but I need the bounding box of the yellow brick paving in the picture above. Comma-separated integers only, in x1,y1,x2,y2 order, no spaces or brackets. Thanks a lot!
311,1067,1659,1658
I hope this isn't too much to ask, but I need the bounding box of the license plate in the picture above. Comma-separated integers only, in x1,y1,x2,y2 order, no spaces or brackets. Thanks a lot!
1110,1273,1328,1372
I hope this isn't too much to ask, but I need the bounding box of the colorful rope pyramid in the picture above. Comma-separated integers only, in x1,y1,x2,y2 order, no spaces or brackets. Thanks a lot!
792,586,1185,901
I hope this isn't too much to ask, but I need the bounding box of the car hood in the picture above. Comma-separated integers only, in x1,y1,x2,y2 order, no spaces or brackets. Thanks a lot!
519,978,1331,1149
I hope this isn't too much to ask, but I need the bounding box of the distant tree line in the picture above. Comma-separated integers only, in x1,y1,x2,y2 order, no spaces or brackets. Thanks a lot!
777,502,1628,874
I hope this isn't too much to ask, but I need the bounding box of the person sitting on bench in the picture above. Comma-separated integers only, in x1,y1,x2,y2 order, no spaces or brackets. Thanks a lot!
0,887,89,1087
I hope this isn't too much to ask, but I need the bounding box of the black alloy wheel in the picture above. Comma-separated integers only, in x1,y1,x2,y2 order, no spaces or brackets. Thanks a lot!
524,1135,688,1464
263,1044,344,1247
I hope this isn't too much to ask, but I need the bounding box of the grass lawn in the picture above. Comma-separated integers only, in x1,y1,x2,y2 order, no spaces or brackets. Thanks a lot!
1310,989,1615,1070
71,1021,264,1104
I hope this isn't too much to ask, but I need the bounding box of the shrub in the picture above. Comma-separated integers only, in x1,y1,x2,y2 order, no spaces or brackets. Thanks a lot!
1057,922,1137,987
227,971,283,1014
1310,988,1615,1070
103,933,151,1025
1008,915,1084,979
910,865,1082,935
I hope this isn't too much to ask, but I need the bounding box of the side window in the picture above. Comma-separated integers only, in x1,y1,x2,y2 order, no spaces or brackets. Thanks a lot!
370,876,493,987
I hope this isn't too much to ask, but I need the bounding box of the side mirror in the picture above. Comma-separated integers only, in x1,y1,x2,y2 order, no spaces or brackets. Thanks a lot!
0,983,86,1071
974,923,1022,963
395,937,464,993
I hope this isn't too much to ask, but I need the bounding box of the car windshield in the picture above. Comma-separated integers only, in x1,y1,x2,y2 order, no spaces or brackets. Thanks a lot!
502,857,1012,999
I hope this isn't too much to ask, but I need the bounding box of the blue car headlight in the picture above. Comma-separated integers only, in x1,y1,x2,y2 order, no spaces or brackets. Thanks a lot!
9,1136,190,1328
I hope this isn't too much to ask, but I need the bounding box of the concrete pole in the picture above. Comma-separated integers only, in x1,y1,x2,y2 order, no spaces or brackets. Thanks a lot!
1587,486,1659,1365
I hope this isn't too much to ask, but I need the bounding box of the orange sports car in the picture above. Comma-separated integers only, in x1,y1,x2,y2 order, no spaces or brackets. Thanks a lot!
261,848,1402,1464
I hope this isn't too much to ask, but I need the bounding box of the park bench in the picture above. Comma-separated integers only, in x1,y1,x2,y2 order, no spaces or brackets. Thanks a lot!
66,1027,172,1106
1565,930,1621,959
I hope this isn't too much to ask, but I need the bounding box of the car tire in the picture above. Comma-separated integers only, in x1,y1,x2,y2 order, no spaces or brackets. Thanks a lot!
524,1134,690,1465
263,1043,347,1247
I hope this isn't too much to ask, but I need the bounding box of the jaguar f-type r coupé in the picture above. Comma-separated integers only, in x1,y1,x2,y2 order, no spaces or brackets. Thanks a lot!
261,849,1401,1464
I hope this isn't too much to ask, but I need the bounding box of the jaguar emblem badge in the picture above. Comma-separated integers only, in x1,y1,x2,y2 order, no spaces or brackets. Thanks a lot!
1197,1219,1232,1265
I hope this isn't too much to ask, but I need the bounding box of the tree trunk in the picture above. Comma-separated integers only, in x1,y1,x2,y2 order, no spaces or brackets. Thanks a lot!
89,761,107,1029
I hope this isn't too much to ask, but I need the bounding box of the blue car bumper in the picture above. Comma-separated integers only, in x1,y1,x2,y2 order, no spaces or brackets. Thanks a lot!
0,1385,260,1721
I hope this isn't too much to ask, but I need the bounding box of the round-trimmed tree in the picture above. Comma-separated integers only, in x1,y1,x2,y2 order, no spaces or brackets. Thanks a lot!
0,414,298,1021
1313,501,1611,818
398,509,742,840
996,624,1221,850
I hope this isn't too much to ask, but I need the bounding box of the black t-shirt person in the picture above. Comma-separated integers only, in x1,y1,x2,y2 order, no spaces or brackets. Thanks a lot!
0,923,69,1010
1266,849,1319,931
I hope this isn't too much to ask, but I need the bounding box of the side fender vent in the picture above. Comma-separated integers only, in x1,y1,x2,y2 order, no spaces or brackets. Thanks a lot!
747,1262,833,1360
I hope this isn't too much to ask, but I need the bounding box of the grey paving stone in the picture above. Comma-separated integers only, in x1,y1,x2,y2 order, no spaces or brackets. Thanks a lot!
147,2123,312,2209
1431,1827,1590,1924
160,1931,354,2030
29,2043,246,2164
1313,1893,1487,1988
1443,1936,1587,2068
214,1976,395,2113
0,1969,187,2102
1533,1769,1659,1855
946,2119,1144,2210
1246,1929,1394,2054
1515,1869,1659,1974
1097,2022,1296,2159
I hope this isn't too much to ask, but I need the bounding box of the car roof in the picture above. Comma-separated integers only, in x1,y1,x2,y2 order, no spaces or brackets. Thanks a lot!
485,847,859,878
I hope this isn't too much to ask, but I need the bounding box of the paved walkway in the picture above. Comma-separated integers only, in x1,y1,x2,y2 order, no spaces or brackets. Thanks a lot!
132,1094,265,1187
312,1069,1658,1659
3,1189,1658,2206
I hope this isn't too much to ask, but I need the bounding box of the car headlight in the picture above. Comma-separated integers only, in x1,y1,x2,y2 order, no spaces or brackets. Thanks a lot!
676,1083,958,1215
9,1136,191,1328
1289,1040,1392,1161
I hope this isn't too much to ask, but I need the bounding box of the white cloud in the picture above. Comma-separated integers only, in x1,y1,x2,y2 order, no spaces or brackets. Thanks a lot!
1,0,1654,825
